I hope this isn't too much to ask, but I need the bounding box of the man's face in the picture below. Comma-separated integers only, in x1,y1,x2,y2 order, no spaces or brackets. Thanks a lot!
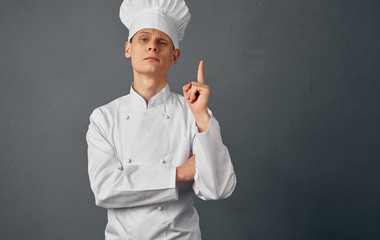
125,28,180,77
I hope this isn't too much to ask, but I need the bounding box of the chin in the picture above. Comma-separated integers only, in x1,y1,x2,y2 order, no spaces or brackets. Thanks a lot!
136,65,169,75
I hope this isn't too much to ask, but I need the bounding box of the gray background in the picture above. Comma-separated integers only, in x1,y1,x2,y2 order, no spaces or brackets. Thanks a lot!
1,0,379,239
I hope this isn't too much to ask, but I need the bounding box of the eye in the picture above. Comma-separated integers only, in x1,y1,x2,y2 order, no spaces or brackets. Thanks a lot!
140,38,148,42
159,41,168,45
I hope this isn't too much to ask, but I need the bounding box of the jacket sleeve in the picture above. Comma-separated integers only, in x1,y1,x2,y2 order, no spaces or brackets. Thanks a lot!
192,111,237,200
86,108,178,209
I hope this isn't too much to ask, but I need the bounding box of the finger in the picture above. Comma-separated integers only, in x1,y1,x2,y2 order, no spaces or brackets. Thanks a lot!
189,91,195,103
183,83,191,99
197,60,204,84
190,87,199,103
190,82,210,95
183,83,191,91
189,86,196,102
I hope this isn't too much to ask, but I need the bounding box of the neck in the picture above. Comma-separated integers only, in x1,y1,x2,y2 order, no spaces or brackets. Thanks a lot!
132,71,167,104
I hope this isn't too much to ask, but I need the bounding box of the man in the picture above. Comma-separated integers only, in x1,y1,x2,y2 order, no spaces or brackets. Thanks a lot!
86,0,236,239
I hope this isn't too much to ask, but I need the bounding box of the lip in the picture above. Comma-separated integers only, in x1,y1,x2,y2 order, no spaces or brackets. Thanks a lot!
143,57,159,61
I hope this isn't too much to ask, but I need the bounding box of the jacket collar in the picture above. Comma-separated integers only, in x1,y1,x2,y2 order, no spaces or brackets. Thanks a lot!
129,82,171,110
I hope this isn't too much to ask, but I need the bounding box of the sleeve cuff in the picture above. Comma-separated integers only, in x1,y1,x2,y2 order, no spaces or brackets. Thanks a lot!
170,165,179,199
169,165,177,189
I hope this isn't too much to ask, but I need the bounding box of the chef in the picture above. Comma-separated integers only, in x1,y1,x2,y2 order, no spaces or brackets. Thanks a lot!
86,0,237,239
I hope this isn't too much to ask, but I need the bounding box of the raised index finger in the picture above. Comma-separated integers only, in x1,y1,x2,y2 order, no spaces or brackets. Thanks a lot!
197,60,204,84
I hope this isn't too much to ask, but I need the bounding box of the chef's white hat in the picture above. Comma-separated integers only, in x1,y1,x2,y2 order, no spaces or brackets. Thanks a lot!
120,0,191,49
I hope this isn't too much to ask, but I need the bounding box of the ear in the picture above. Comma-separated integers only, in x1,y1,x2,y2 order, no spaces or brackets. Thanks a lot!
125,41,132,58
171,49,181,65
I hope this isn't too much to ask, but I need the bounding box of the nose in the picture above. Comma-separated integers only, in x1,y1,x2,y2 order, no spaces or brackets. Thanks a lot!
148,46,158,52
148,41,158,52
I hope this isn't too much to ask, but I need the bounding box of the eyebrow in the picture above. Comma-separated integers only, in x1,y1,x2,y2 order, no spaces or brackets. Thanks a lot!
136,32,169,41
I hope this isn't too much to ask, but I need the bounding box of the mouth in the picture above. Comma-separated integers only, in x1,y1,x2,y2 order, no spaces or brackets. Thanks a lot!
143,57,159,61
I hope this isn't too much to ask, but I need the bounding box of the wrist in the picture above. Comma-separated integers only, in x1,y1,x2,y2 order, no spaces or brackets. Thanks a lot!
194,112,210,133
176,167,181,183
176,166,184,183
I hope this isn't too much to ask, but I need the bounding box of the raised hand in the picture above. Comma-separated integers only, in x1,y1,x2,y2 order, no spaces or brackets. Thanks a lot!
182,60,211,132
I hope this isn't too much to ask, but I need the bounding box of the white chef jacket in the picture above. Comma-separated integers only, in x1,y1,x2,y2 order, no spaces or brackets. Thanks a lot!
86,83,236,240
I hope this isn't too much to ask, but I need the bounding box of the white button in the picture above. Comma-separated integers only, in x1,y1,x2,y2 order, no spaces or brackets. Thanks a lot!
126,115,130,120
128,159,132,163
161,159,166,164
157,206,163,210
164,115,169,119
